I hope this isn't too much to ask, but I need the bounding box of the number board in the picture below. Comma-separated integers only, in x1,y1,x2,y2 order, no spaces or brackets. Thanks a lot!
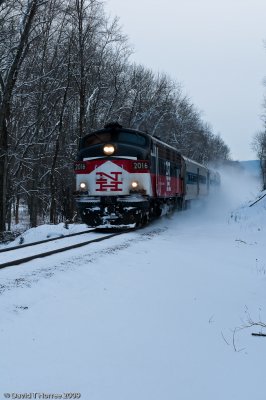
74,162,86,171
132,161,149,170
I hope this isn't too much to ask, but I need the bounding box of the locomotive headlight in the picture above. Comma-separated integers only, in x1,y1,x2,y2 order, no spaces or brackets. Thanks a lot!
103,144,115,156
80,182,87,190
131,181,138,189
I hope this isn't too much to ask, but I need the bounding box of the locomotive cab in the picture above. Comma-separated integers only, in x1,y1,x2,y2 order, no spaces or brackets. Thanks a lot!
77,125,151,161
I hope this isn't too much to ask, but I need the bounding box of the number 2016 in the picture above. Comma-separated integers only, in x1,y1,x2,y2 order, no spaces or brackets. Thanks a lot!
133,162,148,169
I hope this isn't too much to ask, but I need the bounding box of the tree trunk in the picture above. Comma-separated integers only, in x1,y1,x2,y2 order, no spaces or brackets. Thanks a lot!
15,195,20,225
0,117,8,232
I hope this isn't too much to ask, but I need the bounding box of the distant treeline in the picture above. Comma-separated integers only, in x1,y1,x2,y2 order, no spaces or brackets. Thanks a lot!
0,0,230,232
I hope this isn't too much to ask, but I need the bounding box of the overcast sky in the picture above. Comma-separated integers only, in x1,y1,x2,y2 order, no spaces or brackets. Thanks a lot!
105,0,266,160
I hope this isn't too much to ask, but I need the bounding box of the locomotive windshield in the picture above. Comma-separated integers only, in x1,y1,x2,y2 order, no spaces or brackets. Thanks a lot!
81,130,148,148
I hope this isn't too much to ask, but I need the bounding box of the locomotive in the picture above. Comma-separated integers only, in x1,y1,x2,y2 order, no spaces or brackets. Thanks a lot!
74,122,220,228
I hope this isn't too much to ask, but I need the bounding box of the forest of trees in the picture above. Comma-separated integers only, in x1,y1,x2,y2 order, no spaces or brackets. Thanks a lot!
0,0,230,235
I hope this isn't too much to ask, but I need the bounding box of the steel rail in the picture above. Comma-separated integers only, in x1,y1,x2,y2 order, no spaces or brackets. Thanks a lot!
0,229,95,253
0,231,125,270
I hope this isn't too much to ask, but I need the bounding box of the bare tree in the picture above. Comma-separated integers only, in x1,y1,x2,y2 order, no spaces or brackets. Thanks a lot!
252,130,266,189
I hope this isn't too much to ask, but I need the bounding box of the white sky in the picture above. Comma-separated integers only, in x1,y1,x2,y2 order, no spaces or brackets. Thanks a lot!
104,0,266,160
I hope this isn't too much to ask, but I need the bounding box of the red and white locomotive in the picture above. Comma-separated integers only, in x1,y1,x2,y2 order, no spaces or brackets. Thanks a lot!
74,122,220,227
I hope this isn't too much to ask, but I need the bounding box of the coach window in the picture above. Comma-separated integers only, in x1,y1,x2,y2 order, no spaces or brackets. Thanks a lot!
199,175,207,184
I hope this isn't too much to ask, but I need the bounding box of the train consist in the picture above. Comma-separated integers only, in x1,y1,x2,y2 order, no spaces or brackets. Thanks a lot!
74,122,220,228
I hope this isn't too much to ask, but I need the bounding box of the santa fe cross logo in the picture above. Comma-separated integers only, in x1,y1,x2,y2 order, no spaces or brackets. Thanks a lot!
96,171,123,191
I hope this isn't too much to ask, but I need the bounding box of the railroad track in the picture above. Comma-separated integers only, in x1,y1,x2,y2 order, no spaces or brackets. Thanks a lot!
0,229,127,270
0,228,96,253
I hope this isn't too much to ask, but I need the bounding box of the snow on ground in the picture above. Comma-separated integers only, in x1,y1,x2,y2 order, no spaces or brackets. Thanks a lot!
0,167,266,399
0,222,90,249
